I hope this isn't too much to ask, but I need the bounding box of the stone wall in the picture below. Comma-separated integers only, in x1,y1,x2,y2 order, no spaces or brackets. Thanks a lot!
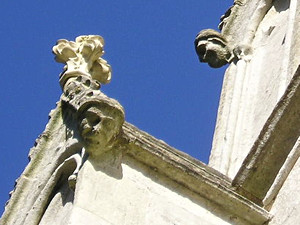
208,0,300,179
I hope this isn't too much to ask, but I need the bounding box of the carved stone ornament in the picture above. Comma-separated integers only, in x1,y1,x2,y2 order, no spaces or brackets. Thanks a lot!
77,97,125,155
194,29,232,68
53,35,125,150
52,35,125,184
53,35,112,89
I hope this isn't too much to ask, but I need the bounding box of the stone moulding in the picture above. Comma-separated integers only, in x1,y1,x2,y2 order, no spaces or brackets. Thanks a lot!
203,0,300,208
0,102,80,225
0,104,271,225
1,34,272,224
1,35,126,224
219,0,273,45
232,65,300,205
123,122,271,225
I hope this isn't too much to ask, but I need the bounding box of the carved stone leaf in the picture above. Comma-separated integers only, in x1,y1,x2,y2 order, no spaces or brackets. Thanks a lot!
53,35,112,86
53,40,77,63
91,58,112,84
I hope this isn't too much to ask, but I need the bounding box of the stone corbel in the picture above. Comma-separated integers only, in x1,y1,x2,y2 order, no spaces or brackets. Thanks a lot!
194,29,254,67
76,97,125,158
194,29,233,68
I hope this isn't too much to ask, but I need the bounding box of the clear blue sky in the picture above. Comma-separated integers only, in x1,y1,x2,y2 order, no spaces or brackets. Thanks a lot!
0,1,231,215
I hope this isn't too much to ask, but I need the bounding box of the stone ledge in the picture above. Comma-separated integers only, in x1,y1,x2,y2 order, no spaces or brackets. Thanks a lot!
123,122,271,225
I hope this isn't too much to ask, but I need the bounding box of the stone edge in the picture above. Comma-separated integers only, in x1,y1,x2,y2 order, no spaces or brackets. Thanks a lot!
123,122,271,225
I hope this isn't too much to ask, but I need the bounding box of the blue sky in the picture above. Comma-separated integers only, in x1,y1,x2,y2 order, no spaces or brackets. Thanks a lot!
0,1,231,214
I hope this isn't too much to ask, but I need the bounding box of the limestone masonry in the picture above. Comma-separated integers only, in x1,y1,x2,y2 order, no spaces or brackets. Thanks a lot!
2,0,300,224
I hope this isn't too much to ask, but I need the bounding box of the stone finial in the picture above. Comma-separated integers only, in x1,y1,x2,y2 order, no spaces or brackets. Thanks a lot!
53,35,111,89
194,29,232,68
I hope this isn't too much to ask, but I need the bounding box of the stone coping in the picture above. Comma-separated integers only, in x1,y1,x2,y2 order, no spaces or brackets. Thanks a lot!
123,122,271,225
233,65,300,203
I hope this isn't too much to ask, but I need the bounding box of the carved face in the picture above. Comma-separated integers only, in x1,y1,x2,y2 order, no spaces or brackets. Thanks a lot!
78,103,124,148
195,29,231,68
195,39,230,68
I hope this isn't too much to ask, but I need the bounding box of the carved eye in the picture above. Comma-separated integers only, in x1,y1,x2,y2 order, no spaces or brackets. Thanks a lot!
86,111,102,127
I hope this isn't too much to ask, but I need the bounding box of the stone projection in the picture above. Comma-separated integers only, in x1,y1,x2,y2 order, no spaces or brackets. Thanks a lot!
2,0,300,224
196,0,300,224
0,35,126,224
1,34,270,225
194,29,233,68
197,0,300,179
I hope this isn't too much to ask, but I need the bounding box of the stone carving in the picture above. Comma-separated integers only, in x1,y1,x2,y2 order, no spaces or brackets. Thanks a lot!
67,147,87,190
53,35,112,89
232,44,253,61
52,35,125,180
77,97,125,157
194,29,232,68
19,35,128,224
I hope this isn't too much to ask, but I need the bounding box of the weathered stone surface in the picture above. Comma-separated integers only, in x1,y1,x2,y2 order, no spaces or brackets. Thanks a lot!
70,156,232,225
232,65,300,204
194,29,232,68
268,155,300,224
209,0,298,180
0,106,271,225
123,123,271,225
2,20,285,224
0,102,82,225
200,0,300,224
53,35,111,88
1,35,126,225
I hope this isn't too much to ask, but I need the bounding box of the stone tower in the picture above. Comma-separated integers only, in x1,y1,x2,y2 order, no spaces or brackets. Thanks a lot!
1,0,300,224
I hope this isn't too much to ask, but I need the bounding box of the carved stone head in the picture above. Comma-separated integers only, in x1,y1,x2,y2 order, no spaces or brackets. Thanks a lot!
194,29,232,68
77,99,125,154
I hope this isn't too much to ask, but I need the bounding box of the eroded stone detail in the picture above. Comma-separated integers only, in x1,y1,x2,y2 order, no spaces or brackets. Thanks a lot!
67,147,87,190
219,1,246,31
53,35,111,89
233,44,253,61
53,35,125,180
194,29,233,68
76,98,125,156
219,6,233,31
